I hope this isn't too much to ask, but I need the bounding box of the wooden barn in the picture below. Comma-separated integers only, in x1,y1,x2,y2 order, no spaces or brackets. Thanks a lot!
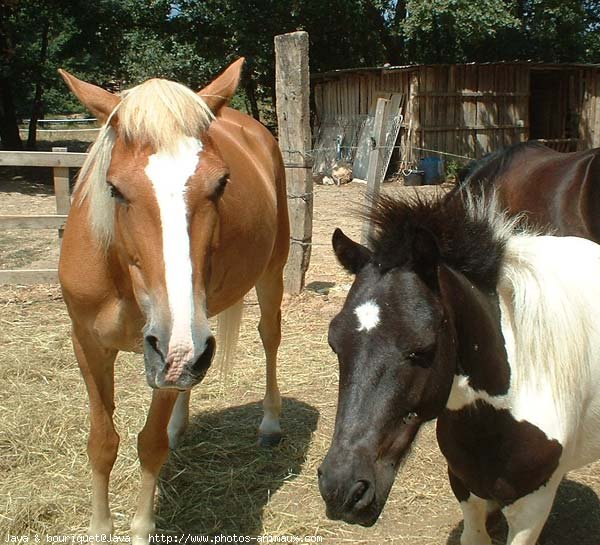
311,62,600,177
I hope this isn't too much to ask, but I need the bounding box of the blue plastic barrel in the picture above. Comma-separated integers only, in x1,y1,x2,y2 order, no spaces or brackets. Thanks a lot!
418,156,445,185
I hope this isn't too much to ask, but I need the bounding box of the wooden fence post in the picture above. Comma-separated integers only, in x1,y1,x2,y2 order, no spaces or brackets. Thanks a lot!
275,31,313,294
52,146,70,242
361,97,388,246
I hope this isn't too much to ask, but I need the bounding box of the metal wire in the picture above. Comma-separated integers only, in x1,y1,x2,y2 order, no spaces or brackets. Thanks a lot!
303,145,472,161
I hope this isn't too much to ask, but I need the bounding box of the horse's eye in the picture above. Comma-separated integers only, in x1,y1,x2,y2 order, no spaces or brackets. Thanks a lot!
406,346,435,367
108,182,127,203
212,175,229,199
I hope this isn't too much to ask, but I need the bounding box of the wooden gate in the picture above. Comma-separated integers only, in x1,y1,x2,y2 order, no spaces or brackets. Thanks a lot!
0,148,86,284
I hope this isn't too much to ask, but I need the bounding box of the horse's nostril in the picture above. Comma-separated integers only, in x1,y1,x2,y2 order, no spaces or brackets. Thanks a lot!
345,480,371,511
191,336,216,373
146,335,163,359
317,466,323,479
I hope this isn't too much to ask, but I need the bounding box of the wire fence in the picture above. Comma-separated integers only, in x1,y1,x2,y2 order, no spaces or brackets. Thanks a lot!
282,143,474,182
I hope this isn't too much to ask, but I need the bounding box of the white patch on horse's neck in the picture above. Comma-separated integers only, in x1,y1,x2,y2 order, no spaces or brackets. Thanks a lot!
446,374,511,412
355,300,380,332
444,258,567,444
145,136,202,370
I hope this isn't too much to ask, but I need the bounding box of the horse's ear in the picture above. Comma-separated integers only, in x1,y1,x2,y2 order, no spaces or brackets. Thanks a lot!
437,264,472,317
332,228,372,274
437,264,509,392
412,227,440,286
58,69,120,124
198,58,244,115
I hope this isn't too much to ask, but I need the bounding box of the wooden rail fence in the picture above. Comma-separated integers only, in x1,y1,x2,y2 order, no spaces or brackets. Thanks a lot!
0,147,86,284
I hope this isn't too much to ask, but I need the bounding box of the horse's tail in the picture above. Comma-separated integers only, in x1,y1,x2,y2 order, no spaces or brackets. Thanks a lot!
214,298,244,377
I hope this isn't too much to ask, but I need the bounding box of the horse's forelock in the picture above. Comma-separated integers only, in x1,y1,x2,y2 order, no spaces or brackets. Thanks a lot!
75,78,215,248
118,79,214,153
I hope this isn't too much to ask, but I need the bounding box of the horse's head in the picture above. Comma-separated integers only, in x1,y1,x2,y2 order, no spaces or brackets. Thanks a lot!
318,227,458,526
60,60,244,390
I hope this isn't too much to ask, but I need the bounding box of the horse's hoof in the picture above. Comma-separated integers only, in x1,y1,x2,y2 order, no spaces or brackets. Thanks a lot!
258,432,283,447
88,522,113,539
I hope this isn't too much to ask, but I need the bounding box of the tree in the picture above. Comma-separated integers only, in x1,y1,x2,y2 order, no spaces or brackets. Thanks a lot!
0,0,209,149
522,0,588,61
2,0,599,151
1,0,130,149
0,0,22,150
400,0,600,64
173,0,397,123
402,0,521,63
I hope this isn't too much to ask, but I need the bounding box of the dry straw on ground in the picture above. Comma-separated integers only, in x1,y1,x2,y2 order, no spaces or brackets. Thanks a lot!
1,181,600,544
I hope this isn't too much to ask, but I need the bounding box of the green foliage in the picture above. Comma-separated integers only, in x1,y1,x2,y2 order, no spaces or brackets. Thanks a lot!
523,0,588,61
582,0,600,61
402,0,521,62
444,159,464,182
2,0,600,149
401,0,600,63
119,31,210,86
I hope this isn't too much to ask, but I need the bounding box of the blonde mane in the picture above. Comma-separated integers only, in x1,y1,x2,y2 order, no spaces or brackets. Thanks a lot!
76,78,215,247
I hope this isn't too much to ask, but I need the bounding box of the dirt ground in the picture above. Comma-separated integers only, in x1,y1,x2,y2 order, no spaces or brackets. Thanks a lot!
1,170,600,544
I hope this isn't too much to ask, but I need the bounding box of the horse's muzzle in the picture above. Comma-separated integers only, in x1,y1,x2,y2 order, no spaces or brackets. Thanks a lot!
143,332,216,390
317,454,381,526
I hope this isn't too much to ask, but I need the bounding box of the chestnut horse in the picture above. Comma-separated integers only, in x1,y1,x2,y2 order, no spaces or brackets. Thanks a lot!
58,59,289,542
455,141,600,241
319,191,600,544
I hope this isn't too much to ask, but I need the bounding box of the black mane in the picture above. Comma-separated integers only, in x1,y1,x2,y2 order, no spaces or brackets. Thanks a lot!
367,192,507,292
455,141,549,192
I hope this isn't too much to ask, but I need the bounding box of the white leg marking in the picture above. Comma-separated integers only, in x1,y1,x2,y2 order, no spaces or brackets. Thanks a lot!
502,473,562,545
259,409,282,437
354,300,380,332
89,471,114,536
167,390,190,449
145,137,202,380
130,468,157,545
460,494,492,545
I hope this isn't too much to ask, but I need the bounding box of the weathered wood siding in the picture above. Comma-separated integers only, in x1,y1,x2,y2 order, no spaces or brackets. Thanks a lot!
414,64,529,159
581,67,600,148
314,63,600,168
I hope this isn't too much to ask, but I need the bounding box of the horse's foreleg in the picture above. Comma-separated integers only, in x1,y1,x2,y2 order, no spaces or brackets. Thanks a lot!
73,330,119,536
131,389,178,545
448,469,492,545
255,266,284,446
167,390,190,449
502,473,562,545
459,495,492,545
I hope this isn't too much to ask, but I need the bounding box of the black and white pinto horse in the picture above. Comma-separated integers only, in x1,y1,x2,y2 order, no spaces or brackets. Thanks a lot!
318,191,600,545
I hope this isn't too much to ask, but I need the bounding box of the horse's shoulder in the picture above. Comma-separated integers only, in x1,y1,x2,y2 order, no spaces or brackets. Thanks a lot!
437,404,563,502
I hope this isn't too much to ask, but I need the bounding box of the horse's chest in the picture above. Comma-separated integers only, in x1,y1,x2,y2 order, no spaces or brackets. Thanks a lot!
436,402,563,505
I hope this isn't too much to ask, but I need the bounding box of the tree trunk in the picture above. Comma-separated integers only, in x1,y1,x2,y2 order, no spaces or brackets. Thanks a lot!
0,0,23,150
27,19,49,150
364,0,406,66
243,74,261,122
0,77,23,150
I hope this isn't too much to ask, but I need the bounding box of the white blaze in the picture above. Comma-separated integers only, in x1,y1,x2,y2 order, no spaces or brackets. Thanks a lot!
355,300,381,332
145,136,202,372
